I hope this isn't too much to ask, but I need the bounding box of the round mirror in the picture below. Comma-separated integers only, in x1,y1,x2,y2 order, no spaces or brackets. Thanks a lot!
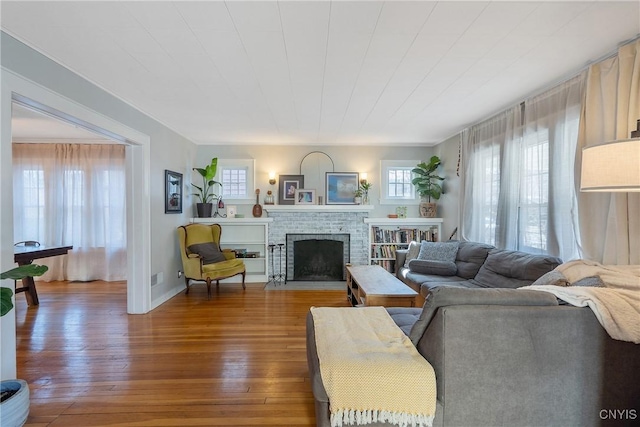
300,151,334,203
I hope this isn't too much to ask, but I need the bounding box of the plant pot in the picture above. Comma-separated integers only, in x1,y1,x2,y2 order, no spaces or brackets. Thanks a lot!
354,197,362,205
419,201,437,218
196,203,213,218
1,379,29,427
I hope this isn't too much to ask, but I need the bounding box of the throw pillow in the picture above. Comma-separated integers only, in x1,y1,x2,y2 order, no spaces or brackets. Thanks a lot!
417,240,459,262
188,242,227,265
531,270,570,287
403,241,422,267
408,259,457,276
572,276,605,287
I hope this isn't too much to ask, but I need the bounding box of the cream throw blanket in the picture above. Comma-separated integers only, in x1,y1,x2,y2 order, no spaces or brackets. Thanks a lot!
521,260,640,343
311,307,436,427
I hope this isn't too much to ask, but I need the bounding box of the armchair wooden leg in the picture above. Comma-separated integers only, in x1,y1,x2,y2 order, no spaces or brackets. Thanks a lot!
184,277,190,294
242,271,246,290
206,277,212,300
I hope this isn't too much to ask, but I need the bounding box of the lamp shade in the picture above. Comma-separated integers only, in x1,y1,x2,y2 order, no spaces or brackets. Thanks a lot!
581,139,640,192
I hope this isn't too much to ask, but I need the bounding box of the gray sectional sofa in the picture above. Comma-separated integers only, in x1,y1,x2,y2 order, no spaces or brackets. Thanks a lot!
307,286,640,427
306,241,640,426
396,241,563,306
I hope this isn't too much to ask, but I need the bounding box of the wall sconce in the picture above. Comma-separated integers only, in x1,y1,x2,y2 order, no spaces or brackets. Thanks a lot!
268,172,276,186
581,119,640,192
360,173,368,185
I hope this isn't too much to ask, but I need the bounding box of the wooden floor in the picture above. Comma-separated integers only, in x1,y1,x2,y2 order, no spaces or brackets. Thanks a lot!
14,281,349,426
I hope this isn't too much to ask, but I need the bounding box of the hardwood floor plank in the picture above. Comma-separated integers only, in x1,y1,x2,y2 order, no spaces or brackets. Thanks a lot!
15,280,348,426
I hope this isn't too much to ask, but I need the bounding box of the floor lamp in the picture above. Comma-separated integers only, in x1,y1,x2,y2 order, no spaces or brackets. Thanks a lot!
580,120,640,263
580,120,640,192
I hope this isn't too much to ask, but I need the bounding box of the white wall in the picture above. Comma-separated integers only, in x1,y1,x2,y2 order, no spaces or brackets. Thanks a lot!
194,144,437,219
434,134,462,241
0,32,196,379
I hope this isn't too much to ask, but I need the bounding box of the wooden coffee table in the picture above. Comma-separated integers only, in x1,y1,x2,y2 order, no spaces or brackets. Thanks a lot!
346,264,417,307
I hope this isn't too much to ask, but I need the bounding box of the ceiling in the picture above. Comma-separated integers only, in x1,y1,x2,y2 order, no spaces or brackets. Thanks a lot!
2,1,639,146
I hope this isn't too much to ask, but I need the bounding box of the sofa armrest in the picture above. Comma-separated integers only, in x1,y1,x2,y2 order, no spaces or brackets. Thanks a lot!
395,249,408,275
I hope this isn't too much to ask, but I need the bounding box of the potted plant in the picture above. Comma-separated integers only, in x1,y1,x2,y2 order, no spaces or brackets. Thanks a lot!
412,156,444,218
191,157,221,218
353,188,363,205
1,264,48,427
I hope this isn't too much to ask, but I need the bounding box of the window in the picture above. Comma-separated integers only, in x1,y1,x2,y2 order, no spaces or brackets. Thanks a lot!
462,74,583,261
216,159,254,202
380,160,420,204
519,132,549,252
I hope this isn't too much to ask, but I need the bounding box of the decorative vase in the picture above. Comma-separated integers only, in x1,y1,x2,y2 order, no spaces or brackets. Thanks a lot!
196,202,213,218
0,379,30,427
354,196,362,205
419,201,437,218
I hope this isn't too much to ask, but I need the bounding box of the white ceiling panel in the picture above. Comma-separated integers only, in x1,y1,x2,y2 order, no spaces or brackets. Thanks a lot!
3,1,639,146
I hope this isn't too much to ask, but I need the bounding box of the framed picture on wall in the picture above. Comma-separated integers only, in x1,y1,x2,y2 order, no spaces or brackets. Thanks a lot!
279,174,304,205
326,172,359,204
165,170,183,213
294,189,316,205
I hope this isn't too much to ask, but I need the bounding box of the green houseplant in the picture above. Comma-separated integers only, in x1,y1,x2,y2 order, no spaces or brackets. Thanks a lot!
191,157,221,218
1,264,48,427
412,156,444,217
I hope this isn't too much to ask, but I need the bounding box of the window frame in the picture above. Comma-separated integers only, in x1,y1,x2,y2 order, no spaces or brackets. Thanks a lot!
215,159,255,203
379,160,421,205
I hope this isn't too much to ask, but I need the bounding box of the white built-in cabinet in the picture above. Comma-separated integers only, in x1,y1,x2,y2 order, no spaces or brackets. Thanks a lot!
364,218,443,273
190,218,273,282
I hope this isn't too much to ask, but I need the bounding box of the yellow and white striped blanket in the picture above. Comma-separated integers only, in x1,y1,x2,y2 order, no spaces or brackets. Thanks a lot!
311,306,436,427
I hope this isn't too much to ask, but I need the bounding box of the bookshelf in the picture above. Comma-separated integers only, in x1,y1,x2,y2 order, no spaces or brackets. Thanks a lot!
364,218,443,273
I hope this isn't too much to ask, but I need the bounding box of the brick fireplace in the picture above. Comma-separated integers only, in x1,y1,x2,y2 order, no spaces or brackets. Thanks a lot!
265,206,370,281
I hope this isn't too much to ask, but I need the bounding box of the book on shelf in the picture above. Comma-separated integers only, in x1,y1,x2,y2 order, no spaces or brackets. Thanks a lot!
371,225,439,244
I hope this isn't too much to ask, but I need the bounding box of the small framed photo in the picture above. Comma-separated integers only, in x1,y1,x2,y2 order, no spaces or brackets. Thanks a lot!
165,170,183,214
279,174,304,205
326,172,359,205
295,189,316,205
227,205,237,218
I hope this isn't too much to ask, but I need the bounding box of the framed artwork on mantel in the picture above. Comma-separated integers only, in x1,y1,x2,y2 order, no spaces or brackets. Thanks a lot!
279,174,304,205
295,189,316,205
165,170,183,214
326,172,359,204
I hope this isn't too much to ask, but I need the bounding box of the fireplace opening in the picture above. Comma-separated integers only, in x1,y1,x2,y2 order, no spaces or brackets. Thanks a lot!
286,233,350,282
294,239,343,281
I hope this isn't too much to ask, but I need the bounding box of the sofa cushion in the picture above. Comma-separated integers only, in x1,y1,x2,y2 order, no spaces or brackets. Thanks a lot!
408,287,559,345
473,249,562,289
404,241,422,267
418,240,459,262
454,241,494,279
188,242,227,265
403,270,467,286
408,259,457,276
386,307,422,336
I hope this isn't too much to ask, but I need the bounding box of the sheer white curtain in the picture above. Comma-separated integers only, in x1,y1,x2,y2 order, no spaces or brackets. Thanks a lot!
522,74,584,260
577,39,640,264
13,143,127,281
460,74,585,261
460,107,522,247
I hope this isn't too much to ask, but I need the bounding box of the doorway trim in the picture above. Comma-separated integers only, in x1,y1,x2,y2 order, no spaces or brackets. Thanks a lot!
3,69,151,314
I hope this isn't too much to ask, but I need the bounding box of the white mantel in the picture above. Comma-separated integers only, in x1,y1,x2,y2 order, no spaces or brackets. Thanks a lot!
264,205,373,213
